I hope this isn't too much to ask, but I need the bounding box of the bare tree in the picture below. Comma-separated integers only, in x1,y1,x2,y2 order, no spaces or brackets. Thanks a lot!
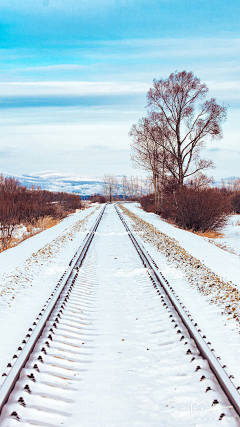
185,172,214,189
102,174,118,202
146,71,227,187
130,117,174,205
121,175,128,201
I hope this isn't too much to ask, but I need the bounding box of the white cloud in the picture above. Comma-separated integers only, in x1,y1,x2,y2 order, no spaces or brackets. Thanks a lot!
0,81,149,97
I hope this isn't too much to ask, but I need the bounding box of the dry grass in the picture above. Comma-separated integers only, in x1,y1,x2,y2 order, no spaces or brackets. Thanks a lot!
1,216,61,252
26,216,59,233
207,240,238,256
194,230,225,238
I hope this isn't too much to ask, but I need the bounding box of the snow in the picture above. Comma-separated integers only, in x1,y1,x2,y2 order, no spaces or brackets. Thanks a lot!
124,203,240,287
2,171,104,195
207,214,240,256
0,204,238,426
0,205,100,379
121,203,240,399
0,203,240,425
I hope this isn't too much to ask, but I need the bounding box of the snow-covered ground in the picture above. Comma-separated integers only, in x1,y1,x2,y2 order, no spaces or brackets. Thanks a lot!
0,204,238,426
123,203,240,286
1,203,240,426
121,203,240,397
207,214,240,257
0,205,100,378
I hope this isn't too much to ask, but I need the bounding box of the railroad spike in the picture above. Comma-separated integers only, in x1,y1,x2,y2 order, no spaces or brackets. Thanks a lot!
27,373,36,382
24,384,31,394
11,411,20,420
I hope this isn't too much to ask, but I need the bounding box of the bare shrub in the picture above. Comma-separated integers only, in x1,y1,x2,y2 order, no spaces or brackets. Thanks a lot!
161,187,230,232
140,194,157,213
231,192,240,214
0,174,82,251
89,194,106,203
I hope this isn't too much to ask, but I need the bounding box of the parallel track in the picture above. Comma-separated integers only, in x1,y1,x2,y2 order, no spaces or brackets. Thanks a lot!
115,203,240,418
0,204,106,415
0,202,239,424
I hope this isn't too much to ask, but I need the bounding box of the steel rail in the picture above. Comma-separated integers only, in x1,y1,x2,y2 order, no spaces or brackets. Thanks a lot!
115,204,240,417
0,204,106,414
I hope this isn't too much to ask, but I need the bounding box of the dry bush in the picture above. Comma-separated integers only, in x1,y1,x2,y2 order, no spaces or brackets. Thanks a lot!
231,192,240,214
140,194,158,212
4,216,61,251
161,187,230,232
89,194,106,203
0,174,82,251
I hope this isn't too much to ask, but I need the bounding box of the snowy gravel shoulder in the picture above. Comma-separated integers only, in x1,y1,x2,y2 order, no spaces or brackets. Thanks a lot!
206,214,240,257
0,204,100,378
123,204,240,286
121,203,240,392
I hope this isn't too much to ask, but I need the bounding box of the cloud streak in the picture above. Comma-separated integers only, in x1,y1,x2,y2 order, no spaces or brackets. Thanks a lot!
0,81,149,97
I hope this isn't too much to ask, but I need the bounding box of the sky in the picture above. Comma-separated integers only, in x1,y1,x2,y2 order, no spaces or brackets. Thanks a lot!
0,0,240,180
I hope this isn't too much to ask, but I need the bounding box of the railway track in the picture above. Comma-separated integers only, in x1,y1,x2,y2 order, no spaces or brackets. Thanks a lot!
0,203,239,426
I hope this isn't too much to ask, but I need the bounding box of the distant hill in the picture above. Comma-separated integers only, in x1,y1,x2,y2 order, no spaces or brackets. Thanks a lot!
2,171,238,195
213,176,240,187
1,171,104,196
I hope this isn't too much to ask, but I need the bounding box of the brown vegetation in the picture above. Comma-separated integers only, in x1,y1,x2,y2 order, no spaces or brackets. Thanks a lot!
89,194,106,203
140,186,230,233
231,192,240,214
160,187,230,232
0,175,82,252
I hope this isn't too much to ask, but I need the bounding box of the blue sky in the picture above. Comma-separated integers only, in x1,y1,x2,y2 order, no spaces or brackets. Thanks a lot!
0,0,240,179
